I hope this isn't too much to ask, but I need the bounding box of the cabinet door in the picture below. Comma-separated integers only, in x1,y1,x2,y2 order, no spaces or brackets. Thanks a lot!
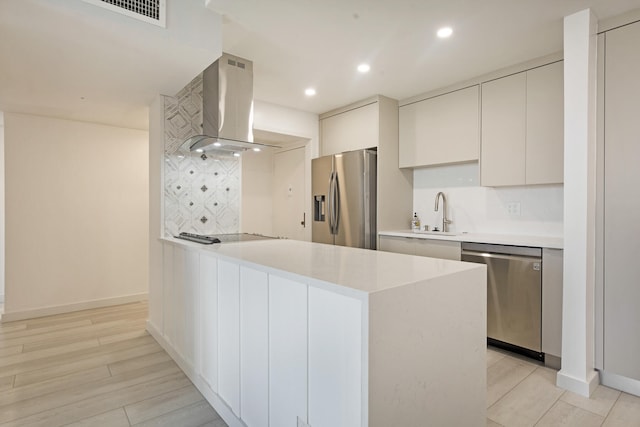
269,275,308,427
170,246,186,351
218,259,241,416
321,102,378,156
603,21,640,381
308,287,363,427
240,267,269,427
542,248,563,360
200,253,218,392
378,236,415,255
481,72,527,186
526,62,564,184
162,243,174,343
181,249,199,369
414,239,461,260
399,86,479,168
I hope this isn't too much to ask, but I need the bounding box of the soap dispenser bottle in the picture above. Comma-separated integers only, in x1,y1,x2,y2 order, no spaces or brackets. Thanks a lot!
411,212,420,231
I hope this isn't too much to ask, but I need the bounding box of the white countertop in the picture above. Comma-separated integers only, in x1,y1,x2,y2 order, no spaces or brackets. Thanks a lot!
379,230,563,249
162,237,483,294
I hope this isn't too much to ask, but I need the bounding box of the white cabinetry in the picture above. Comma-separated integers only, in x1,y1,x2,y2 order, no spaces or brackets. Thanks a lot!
199,253,218,392
526,62,564,184
542,248,563,366
269,276,308,427
164,246,199,371
378,235,414,255
481,61,563,186
379,235,461,260
240,267,269,427
217,259,241,416
414,238,461,260
603,20,640,383
399,86,479,168
308,287,363,427
321,101,378,156
153,240,486,427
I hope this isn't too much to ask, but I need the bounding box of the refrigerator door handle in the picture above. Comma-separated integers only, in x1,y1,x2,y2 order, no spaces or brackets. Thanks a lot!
328,171,336,234
333,171,340,235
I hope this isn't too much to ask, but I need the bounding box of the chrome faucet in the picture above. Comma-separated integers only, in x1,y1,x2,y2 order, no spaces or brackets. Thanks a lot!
434,191,452,232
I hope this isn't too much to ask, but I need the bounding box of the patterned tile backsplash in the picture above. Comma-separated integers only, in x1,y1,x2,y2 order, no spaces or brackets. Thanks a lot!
163,74,240,237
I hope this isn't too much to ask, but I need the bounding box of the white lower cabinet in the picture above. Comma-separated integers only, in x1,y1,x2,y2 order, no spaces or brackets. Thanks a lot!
162,243,175,347
378,235,414,255
308,286,363,427
199,253,218,391
269,276,308,427
414,238,461,260
217,260,241,417
379,235,461,260
240,267,269,427
159,242,365,427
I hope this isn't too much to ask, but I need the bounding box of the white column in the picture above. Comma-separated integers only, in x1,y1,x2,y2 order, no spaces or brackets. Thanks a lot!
557,9,599,397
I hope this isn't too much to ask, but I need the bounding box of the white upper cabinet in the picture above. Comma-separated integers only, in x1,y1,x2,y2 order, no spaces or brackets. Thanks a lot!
481,61,564,186
320,101,378,156
399,86,480,168
526,61,564,185
481,72,527,186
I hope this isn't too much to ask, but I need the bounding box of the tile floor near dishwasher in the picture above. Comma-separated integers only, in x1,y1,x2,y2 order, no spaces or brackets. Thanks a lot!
487,347,640,426
1,302,639,426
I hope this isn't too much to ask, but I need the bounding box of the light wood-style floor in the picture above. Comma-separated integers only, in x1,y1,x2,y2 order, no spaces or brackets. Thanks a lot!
2,301,640,426
0,301,227,427
487,347,640,426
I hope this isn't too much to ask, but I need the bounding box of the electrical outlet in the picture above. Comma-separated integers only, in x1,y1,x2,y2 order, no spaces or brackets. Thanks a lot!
507,202,521,216
297,416,310,427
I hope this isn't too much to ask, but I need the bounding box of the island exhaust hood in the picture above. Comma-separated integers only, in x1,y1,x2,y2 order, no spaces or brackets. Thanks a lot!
182,53,278,153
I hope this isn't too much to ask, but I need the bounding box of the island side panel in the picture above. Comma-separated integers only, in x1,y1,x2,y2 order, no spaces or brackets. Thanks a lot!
368,266,487,427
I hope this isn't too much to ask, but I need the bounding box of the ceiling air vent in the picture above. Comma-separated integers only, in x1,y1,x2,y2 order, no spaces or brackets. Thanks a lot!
82,0,166,27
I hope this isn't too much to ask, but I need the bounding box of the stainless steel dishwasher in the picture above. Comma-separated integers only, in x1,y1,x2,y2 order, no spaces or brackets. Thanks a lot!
461,242,543,361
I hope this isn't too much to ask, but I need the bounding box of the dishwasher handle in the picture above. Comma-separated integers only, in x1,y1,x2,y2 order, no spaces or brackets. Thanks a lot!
462,250,542,266
461,242,541,258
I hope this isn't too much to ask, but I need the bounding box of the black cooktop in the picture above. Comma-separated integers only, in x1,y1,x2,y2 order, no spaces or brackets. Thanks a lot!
174,232,275,245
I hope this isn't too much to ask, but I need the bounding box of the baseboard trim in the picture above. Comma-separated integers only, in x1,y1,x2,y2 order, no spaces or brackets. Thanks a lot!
1,293,148,322
601,370,640,397
145,320,245,427
557,369,600,397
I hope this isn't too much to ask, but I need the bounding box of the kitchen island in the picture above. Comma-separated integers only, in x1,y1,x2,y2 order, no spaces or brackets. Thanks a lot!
148,237,487,427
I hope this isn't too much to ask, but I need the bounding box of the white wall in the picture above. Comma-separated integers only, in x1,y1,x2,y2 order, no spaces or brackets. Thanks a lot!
412,163,563,236
3,113,149,319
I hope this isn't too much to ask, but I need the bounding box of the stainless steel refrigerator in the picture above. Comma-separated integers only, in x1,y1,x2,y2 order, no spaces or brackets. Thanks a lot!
312,149,377,249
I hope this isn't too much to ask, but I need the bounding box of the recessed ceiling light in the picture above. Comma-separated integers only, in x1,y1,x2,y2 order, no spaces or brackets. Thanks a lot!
253,147,261,152
233,152,241,157
305,88,316,96
357,63,370,73
213,142,222,147
437,27,453,38
195,148,204,153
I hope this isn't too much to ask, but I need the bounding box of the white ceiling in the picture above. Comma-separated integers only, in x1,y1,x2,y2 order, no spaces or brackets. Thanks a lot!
208,0,640,114
1,0,640,131
0,0,222,130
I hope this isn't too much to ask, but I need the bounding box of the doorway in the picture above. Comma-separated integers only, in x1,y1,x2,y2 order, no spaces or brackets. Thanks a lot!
272,146,306,240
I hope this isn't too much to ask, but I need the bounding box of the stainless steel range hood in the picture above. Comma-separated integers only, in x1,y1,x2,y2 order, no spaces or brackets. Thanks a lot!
182,53,278,153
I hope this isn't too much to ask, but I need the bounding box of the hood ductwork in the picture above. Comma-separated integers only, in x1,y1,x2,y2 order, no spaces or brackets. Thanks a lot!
182,53,278,153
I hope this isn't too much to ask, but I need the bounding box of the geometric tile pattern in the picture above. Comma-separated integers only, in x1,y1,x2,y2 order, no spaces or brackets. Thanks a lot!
163,80,240,237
